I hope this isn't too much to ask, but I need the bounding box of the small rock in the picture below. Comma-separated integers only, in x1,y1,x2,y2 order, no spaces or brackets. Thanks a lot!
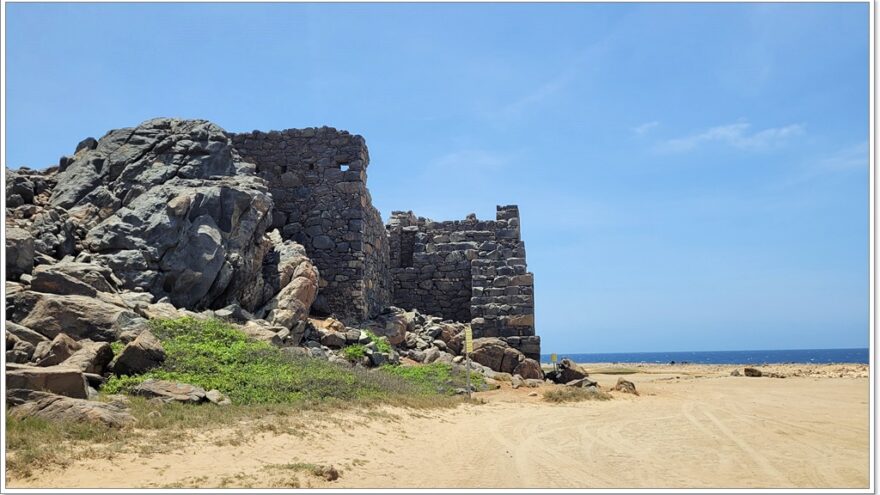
205,389,232,406
318,465,339,482
612,377,639,395
511,374,524,390
743,367,762,377
730,369,741,377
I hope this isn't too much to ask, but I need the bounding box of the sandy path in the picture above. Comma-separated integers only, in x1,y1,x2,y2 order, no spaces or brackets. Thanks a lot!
8,371,870,489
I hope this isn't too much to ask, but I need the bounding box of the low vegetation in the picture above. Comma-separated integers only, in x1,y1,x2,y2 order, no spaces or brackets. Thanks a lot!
543,387,612,403
7,317,481,479
103,317,469,405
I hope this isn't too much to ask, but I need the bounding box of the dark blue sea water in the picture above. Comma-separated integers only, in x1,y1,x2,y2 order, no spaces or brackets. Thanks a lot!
541,348,869,365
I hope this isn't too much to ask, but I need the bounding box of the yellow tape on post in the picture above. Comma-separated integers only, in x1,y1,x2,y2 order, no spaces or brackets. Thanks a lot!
465,327,474,354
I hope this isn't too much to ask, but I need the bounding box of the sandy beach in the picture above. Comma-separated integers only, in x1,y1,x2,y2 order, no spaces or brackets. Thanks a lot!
6,362,869,489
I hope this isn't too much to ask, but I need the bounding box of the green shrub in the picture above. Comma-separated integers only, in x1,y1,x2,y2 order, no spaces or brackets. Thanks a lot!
342,344,367,362
380,363,484,395
109,341,124,356
103,318,464,405
364,330,392,354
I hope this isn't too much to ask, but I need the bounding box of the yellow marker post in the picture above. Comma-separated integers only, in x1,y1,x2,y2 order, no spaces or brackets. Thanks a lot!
550,353,558,363
464,327,474,398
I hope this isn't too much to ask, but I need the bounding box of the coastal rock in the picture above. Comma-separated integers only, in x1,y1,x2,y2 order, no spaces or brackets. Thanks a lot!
30,263,104,298
5,321,48,347
5,227,34,281
6,364,89,398
744,367,762,377
32,333,82,367
612,377,638,395
205,389,232,406
132,379,206,404
112,330,166,376
63,341,114,374
31,261,120,294
565,377,599,388
7,389,135,428
513,358,544,380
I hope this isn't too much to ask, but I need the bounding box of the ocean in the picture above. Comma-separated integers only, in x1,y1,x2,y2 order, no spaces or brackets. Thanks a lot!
540,347,870,365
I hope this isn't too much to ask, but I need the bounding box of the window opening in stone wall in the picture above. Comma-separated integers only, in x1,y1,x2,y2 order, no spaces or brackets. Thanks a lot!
400,230,416,268
339,163,350,172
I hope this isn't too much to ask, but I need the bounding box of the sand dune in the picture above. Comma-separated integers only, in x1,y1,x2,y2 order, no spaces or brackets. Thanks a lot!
7,364,870,489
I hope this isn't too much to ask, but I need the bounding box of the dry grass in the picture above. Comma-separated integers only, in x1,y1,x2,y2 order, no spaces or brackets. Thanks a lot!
543,387,612,403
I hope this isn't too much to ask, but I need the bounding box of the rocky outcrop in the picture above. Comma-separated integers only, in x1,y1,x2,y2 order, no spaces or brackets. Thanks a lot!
7,389,134,427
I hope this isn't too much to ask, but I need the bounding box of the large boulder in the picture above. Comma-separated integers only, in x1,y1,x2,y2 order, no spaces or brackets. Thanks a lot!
546,358,588,384
366,308,409,346
437,324,464,355
470,338,526,374
32,333,82,367
7,389,135,427
5,321,48,347
6,364,89,398
31,261,120,294
132,379,206,404
7,290,139,341
5,332,35,364
63,341,114,374
30,264,98,297
5,226,34,280
113,330,166,376
258,238,318,330
512,358,544,380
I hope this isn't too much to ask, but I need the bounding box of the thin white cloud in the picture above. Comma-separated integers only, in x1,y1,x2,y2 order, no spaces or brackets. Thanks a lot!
632,121,660,136
655,121,805,153
814,141,868,172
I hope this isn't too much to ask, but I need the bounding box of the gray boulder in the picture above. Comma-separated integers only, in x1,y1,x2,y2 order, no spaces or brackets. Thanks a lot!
31,261,119,294
5,227,34,280
30,264,98,297
7,389,135,427
6,364,89,398
5,321,48,347
63,341,114,374
7,290,138,341
113,330,165,376
132,379,206,404
33,333,82,366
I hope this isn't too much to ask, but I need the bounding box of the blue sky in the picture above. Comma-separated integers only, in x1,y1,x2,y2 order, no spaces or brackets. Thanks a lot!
5,3,870,353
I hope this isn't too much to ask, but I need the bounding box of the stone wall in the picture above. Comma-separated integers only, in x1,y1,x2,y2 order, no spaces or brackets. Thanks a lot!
230,127,390,323
386,206,539,359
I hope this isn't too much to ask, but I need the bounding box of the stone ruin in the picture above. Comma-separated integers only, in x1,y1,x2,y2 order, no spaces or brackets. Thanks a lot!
386,207,538,360
230,126,539,359
6,118,539,361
